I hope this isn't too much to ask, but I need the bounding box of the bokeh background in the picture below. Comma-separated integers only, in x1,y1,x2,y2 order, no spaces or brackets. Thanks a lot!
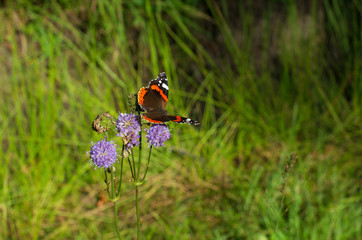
0,0,361,239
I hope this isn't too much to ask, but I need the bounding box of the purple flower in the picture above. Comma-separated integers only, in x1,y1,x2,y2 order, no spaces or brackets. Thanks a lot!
116,113,141,150
146,124,171,147
89,140,118,169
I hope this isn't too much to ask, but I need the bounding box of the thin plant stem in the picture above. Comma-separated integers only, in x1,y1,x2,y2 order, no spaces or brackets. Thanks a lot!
136,185,140,240
135,138,142,240
141,146,152,183
110,169,121,240
137,124,142,181
135,126,142,239
105,169,110,199
127,157,135,180
135,104,142,240
110,167,115,199
132,148,136,180
117,144,125,196
113,201,122,240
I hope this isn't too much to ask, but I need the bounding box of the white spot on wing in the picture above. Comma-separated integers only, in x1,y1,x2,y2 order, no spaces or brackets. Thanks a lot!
162,83,169,90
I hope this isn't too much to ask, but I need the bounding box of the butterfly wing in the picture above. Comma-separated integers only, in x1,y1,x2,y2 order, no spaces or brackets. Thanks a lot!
166,115,200,125
138,72,169,112
149,72,168,100
142,113,200,125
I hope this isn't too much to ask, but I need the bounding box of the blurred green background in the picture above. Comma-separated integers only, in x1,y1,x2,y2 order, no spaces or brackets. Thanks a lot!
0,0,361,239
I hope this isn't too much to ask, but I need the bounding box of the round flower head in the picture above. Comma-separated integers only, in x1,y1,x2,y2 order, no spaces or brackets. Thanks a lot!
146,124,171,147
116,113,141,150
89,140,118,169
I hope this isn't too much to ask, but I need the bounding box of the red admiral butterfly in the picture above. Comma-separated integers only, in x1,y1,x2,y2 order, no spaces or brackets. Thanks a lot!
137,72,200,125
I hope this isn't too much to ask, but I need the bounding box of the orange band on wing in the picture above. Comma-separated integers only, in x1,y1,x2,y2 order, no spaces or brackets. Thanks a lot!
142,115,163,123
173,116,182,122
138,87,147,105
150,85,168,102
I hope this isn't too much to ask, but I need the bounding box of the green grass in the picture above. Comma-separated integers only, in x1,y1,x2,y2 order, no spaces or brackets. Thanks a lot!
0,0,361,239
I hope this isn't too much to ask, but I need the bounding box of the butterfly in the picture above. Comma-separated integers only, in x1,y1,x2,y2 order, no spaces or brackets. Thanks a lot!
137,72,200,125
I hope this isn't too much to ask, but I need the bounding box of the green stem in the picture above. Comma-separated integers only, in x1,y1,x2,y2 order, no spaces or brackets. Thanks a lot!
141,146,152,183
132,148,136,180
113,201,122,240
133,97,143,240
117,144,125,196
136,107,142,240
110,167,115,200
137,127,142,181
127,157,135,180
110,169,121,240
136,185,140,240
105,169,110,199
